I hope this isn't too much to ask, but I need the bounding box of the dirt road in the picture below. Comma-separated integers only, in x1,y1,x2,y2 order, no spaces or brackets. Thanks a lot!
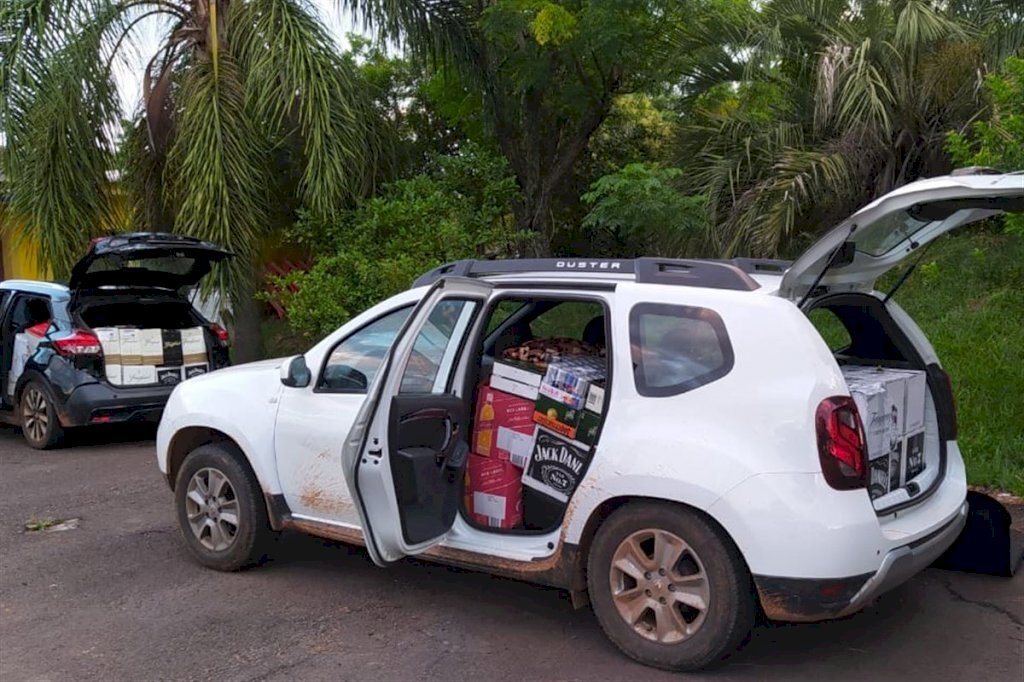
1,426,1021,681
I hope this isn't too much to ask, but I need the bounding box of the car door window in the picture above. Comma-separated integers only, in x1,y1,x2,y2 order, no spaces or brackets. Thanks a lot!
630,303,733,397
6,295,52,334
399,299,479,394
318,306,413,393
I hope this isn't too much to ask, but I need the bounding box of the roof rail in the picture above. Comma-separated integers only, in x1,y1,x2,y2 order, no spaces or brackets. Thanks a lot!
724,258,792,274
411,258,761,291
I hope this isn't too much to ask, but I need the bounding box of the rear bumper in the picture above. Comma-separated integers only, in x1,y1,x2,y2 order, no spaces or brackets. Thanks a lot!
755,500,968,622
60,381,174,427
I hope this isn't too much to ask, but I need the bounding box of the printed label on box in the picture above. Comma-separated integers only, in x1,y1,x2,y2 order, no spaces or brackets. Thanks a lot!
140,328,164,364
122,364,157,386
183,364,209,380
496,426,534,466
905,430,925,480
95,328,121,364
585,384,605,414
157,366,183,386
118,329,142,365
522,427,591,503
473,491,508,526
161,329,184,366
869,454,890,499
888,440,904,491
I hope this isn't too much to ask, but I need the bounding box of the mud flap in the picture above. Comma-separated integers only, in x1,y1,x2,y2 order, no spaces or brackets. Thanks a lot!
932,491,1022,577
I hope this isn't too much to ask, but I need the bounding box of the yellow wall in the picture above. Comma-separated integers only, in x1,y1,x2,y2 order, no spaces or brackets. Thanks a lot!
1,222,46,281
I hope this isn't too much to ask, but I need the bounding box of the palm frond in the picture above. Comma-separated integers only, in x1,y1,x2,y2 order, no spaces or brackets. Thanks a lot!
233,0,383,215
165,50,270,297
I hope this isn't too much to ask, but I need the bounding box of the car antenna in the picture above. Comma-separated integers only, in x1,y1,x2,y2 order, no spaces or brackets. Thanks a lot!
797,223,857,309
882,238,936,304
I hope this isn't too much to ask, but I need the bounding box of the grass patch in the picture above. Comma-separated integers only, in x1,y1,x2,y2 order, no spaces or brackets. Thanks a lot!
25,517,64,532
880,227,1023,495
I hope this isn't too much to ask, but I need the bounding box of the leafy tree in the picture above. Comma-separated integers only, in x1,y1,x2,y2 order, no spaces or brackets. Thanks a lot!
342,0,680,256
675,0,1024,257
273,143,524,339
1,0,384,361
582,163,704,257
947,56,1024,235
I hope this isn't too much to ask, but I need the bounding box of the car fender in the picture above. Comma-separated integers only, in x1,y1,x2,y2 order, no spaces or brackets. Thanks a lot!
156,359,284,495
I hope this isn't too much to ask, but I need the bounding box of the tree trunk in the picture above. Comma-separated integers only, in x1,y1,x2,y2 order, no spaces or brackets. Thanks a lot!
226,272,265,364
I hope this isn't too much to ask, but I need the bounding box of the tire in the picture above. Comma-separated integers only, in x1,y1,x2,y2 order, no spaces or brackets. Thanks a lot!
19,378,64,450
174,443,272,571
586,502,755,671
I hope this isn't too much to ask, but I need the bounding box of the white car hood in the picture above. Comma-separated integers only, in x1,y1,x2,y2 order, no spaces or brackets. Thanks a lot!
779,171,1024,301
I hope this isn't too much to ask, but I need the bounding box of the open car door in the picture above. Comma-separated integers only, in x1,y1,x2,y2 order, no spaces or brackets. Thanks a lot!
779,171,1024,302
342,277,493,566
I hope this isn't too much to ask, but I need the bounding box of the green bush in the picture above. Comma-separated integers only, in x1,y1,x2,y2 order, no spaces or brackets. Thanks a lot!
272,144,525,339
947,56,1024,236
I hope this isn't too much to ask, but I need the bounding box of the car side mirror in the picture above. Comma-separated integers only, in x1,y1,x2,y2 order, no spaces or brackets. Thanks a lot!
322,364,368,391
280,355,311,388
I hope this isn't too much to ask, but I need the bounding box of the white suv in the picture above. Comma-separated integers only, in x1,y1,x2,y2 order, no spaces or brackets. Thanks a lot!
156,171,1022,671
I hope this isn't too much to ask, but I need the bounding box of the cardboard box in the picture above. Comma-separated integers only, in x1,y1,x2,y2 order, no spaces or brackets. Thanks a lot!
492,361,543,388
183,364,209,380
181,327,207,365
122,364,157,386
157,366,183,386
868,454,889,499
140,328,164,365
489,373,539,401
95,328,121,364
905,430,926,480
465,453,523,528
473,384,536,460
849,383,888,459
105,364,123,385
521,427,592,503
585,384,606,415
893,370,927,433
161,329,184,366
888,438,904,491
576,410,602,447
118,329,142,365
533,392,583,440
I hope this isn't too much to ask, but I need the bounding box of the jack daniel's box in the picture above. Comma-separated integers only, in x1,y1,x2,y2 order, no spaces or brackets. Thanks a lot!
522,427,592,503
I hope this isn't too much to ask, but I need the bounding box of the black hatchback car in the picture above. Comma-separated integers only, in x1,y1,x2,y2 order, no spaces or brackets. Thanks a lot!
0,233,231,448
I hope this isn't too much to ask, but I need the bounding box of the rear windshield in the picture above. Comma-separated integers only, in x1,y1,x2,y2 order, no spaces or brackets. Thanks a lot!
629,303,733,397
85,254,201,276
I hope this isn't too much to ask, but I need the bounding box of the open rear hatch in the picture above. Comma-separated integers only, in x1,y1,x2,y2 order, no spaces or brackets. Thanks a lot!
68,232,231,292
783,170,1023,511
779,171,1024,302
68,233,232,388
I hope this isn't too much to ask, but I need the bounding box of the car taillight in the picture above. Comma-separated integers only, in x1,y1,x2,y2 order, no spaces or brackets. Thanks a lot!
53,330,102,357
209,323,230,346
816,396,867,491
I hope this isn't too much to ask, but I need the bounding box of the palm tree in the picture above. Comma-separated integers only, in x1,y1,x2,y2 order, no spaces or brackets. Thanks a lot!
675,0,1024,257
1,0,383,360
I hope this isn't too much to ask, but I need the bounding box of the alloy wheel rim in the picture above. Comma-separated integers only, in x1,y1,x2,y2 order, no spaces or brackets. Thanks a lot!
22,387,48,444
608,528,710,644
185,467,240,552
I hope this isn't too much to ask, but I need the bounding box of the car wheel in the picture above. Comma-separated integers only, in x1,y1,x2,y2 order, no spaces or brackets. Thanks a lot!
174,444,271,571
586,502,755,671
19,378,64,450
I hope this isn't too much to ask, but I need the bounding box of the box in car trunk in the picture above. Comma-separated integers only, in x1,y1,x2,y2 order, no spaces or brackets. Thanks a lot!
95,325,209,387
842,365,928,502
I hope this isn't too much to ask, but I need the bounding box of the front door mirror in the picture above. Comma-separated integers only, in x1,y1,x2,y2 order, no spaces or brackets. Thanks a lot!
280,355,311,388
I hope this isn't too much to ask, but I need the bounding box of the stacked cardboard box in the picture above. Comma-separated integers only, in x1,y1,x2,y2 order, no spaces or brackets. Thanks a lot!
466,346,610,530
843,365,927,499
96,326,209,387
